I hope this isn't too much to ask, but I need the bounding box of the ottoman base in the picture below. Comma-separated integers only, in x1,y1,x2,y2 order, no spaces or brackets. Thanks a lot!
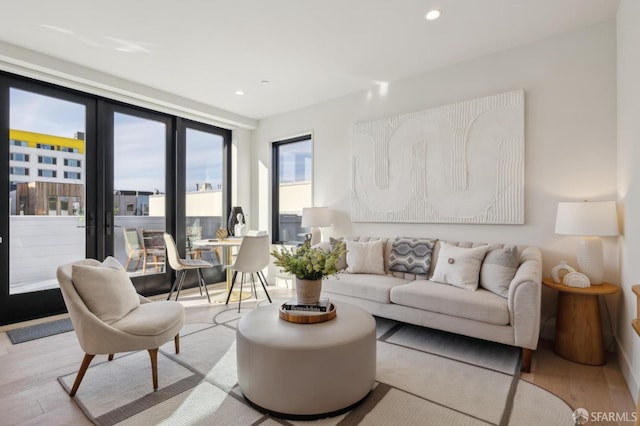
236,302,377,417
242,390,372,420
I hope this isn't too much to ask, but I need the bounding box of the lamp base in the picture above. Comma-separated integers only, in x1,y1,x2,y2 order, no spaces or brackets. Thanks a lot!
309,227,322,246
577,237,603,285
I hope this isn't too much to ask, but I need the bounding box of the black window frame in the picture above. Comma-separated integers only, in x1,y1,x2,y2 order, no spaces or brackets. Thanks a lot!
271,134,312,244
0,69,234,324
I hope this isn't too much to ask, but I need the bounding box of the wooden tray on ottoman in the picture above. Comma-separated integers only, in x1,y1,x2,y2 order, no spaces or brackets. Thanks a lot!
279,303,336,324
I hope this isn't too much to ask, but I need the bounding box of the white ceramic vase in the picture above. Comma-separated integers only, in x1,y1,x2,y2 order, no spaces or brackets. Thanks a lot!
296,278,322,304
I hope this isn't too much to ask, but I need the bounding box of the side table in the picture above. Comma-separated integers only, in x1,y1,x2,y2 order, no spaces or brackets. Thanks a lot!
542,278,619,365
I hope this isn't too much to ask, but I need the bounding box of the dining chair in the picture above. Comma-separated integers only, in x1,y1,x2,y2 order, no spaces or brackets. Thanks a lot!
142,229,166,273
57,257,185,396
164,233,214,302
123,228,145,271
225,234,272,312
185,225,222,263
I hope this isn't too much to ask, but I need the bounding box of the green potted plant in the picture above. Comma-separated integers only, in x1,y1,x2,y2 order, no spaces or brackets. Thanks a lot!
271,240,346,304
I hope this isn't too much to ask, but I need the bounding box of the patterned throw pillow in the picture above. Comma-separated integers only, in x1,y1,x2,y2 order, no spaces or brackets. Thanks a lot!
389,237,436,275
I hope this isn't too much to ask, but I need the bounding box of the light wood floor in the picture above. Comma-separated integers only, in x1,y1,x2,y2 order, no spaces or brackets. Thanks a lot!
0,284,636,426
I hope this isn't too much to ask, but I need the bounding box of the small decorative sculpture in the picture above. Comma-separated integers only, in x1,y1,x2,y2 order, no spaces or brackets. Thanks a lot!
234,213,246,237
551,261,576,284
563,271,591,288
216,228,228,240
228,206,244,236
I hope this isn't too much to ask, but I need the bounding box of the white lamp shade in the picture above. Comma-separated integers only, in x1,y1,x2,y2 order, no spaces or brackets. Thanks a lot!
301,207,331,228
554,201,618,236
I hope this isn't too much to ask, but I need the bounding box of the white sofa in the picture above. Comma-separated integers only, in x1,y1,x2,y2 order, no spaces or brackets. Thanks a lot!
319,237,542,372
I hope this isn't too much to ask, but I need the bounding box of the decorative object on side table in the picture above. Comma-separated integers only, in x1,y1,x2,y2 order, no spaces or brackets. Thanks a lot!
216,228,228,240
227,206,244,236
562,271,591,288
554,200,619,284
550,261,576,284
271,239,346,304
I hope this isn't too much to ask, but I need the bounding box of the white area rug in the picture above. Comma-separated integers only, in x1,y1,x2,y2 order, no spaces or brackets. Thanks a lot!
58,308,574,425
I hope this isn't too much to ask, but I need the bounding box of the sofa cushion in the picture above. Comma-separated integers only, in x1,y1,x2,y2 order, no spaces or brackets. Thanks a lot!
390,280,510,325
323,274,410,303
431,243,489,290
480,245,519,298
72,256,140,324
346,240,385,275
389,237,436,275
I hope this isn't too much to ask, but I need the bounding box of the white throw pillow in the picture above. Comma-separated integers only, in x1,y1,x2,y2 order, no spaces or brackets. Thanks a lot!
72,256,140,324
345,240,385,275
431,244,490,291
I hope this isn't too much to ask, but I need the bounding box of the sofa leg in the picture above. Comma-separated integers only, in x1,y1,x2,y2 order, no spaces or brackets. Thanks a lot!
521,348,533,373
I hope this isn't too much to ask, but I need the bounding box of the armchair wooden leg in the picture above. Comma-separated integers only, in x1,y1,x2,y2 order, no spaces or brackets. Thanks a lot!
70,353,95,397
148,348,159,391
521,348,533,373
108,354,114,361
174,334,180,354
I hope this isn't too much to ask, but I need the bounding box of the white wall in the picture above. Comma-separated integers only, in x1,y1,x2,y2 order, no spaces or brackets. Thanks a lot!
617,0,640,405
252,19,619,368
232,128,253,229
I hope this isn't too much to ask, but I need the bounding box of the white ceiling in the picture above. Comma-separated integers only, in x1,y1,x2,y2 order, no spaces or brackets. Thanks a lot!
0,0,619,121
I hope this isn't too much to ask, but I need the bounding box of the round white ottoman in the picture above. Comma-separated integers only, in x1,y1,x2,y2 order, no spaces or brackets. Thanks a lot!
236,301,376,419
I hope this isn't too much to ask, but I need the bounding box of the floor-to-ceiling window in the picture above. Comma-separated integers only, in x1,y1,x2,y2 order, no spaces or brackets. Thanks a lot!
0,71,231,324
271,135,312,244
177,119,229,285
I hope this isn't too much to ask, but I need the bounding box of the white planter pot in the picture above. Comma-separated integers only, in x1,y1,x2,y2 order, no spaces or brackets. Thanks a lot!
295,278,322,304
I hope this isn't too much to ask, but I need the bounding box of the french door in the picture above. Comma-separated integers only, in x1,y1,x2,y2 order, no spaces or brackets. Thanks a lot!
104,104,174,295
0,72,231,324
0,75,98,323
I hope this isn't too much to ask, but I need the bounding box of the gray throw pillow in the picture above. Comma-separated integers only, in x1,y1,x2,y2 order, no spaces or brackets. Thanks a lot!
330,237,347,271
480,245,519,298
389,237,436,275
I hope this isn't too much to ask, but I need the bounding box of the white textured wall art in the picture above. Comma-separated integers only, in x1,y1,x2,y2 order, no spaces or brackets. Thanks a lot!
351,90,524,224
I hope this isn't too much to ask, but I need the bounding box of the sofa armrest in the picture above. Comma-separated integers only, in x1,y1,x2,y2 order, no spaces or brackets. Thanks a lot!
507,247,542,350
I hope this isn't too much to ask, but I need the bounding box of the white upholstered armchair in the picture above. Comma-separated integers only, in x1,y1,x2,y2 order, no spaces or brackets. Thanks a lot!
57,257,185,396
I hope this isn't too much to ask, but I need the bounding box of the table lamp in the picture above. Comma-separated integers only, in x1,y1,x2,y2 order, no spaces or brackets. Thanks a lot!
301,207,331,246
554,201,618,285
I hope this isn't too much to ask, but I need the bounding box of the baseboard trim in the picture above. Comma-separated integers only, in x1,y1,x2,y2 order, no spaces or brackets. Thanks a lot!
615,334,639,405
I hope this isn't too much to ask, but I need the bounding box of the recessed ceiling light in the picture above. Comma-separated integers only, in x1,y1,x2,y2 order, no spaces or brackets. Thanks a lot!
261,80,270,85
425,9,442,21
235,90,244,96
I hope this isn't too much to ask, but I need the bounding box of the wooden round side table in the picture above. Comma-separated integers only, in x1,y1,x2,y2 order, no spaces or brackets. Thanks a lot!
542,278,619,365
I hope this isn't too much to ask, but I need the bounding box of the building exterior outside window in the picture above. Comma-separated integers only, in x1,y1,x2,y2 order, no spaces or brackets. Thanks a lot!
38,169,57,178
38,155,56,164
8,128,85,216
